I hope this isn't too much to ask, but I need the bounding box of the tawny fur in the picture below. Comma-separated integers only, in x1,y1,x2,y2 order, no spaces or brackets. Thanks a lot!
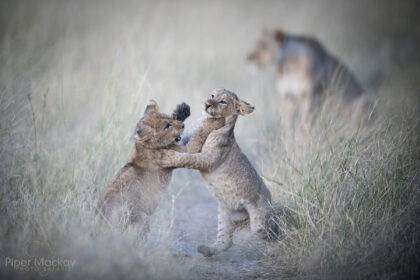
248,29,373,138
100,100,224,234
157,88,272,256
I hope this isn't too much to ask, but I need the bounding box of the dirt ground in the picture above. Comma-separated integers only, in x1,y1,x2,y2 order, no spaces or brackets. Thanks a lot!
146,170,278,279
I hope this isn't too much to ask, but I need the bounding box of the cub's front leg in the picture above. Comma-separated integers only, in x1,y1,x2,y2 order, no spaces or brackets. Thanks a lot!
183,117,225,153
156,149,221,171
170,117,225,154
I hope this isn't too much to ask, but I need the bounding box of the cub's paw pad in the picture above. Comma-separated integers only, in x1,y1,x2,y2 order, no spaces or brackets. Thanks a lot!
197,245,214,257
173,102,191,121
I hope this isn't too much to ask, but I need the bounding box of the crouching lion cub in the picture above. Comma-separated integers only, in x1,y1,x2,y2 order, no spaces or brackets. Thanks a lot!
100,100,224,234
157,88,273,256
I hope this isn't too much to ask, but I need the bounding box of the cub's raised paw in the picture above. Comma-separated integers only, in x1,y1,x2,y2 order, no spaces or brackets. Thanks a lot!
172,102,191,121
197,245,215,257
155,149,177,167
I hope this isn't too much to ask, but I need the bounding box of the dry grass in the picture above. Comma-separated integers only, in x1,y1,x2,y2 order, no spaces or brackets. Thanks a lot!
0,0,419,279
262,87,420,279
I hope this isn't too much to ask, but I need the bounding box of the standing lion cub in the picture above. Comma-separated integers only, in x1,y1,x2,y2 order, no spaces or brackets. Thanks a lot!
100,100,224,234
157,88,273,256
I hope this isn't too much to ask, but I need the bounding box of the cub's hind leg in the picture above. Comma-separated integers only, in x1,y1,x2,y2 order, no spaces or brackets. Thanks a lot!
198,205,234,257
129,208,151,238
245,201,269,240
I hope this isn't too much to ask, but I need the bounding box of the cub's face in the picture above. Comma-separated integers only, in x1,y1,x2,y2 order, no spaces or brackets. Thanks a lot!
135,100,186,149
203,89,254,118
247,29,283,68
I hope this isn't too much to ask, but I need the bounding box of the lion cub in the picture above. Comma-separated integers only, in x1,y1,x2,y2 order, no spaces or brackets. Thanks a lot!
100,100,223,233
158,88,272,256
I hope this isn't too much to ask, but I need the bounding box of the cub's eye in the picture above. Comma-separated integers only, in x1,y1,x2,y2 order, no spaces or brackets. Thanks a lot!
165,123,172,129
211,94,214,99
220,100,227,104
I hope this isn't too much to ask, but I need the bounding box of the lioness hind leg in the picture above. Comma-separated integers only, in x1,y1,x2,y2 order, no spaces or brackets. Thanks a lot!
299,92,312,135
280,95,298,140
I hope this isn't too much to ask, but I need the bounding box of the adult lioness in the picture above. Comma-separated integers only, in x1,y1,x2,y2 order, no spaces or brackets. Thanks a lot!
248,29,372,137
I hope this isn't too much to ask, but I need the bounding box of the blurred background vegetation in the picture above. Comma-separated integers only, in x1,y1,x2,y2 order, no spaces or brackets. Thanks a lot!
0,1,419,279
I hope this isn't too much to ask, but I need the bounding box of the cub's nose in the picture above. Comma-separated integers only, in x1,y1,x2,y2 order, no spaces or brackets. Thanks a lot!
175,136,181,142
182,123,185,129
205,103,211,109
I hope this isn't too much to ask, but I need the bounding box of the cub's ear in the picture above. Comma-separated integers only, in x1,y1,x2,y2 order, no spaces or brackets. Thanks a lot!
144,100,159,114
236,99,255,115
134,124,152,140
172,102,191,121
